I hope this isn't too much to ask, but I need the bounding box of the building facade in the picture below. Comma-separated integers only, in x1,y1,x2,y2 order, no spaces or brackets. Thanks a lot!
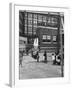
19,10,64,53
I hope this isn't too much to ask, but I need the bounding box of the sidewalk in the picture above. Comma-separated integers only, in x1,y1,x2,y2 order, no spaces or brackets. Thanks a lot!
19,55,61,79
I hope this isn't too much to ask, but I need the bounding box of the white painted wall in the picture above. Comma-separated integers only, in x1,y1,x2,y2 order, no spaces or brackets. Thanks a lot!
0,0,72,89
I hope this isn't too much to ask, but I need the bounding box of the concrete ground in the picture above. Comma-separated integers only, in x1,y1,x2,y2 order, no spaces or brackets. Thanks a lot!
19,54,62,79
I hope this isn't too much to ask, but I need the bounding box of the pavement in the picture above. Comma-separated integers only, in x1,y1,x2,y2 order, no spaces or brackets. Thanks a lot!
19,54,62,79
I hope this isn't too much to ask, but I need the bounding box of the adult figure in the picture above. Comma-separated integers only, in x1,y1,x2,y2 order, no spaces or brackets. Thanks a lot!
52,53,56,65
36,51,39,62
44,51,47,63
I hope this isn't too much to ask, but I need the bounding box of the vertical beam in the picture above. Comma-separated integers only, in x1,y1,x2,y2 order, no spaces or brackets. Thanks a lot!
23,12,25,35
26,12,28,43
27,12,28,35
32,13,33,40
57,15,60,53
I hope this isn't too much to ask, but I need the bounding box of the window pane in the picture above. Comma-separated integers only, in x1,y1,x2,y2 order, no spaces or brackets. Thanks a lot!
47,16,58,26
47,35,51,40
25,19,27,25
47,17,51,23
28,13,32,18
28,32,32,35
47,35,51,42
38,15,42,21
28,26,32,35
25,26,27,34
43,16,46,22
53,36,56,41
43,35,46,39
28,20,32,25
33,31,36,35
25,13,27,19
28,26,32,31
60,17,64,30
33,27,37,35
51,17,57,24
34,14,37,19
33,20,37,25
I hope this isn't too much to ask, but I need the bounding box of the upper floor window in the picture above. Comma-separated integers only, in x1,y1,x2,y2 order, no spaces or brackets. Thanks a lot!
33,14,37,19
42,35,51,42
43,35,46,40
53,36,56,42
47,35,51,42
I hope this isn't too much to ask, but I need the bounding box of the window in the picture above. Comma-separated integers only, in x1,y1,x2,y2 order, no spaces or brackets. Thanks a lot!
53,36,56,41
42,35,51,42
47,35,51,42
43,35,46,39
33,27,37,35
25,19,27,25
25,13,27,19
47,35,51,39
33,20,37,25
28,13,32,18
43,16,47,22
47,16,58,27
28,20,32,25
42,35,47,42
51,17,57,24
38,15,42,22
33,14,37,19
25,26,27,34
28,27,32,35
33,31,36,35
60,17,64,30
47,17,51,23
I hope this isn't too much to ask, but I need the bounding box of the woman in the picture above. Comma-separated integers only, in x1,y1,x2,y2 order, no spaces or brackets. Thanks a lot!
43,51,47,63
